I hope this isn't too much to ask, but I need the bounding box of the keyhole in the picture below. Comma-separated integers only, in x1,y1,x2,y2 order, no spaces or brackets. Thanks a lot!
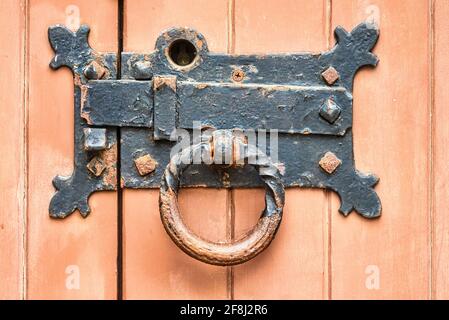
168,39,197,67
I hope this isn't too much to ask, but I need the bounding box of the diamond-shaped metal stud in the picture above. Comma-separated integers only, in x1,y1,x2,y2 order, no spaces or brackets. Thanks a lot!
319,99,342,124
321,66,340,85
134,154,158,176
84,128,107,151
86,156,106,177
319,152,341,174
83,61,106,80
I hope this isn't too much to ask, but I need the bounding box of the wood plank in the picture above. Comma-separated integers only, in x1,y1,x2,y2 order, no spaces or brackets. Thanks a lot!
0,0,27,300
27,0,118,299
123,0,230,299
232,0,329,299
434,0,449,300
124,0,228,53
330,0,430,299
123,189,229,299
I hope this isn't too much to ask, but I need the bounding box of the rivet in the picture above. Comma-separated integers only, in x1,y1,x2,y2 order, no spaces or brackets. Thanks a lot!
321,66,340,85
83,128,107,151
134,154,158,176
319,152,341,174
319,99,342,124
86,156,106,177
133,60,153,80
232,69,245,82
83,61,105,80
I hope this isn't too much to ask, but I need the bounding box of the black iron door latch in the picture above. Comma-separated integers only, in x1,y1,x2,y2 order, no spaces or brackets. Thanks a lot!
47,22,381,220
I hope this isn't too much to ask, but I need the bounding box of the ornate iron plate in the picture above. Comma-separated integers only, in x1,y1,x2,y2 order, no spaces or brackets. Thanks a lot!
47,22,381,219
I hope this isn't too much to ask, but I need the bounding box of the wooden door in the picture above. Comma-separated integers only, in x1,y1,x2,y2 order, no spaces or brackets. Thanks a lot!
1,0,449,300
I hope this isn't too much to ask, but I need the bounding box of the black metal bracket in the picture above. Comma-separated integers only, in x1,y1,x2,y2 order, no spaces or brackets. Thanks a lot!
48,22,382,219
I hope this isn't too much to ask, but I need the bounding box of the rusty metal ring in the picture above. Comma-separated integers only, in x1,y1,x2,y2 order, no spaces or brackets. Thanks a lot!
159,130,285,266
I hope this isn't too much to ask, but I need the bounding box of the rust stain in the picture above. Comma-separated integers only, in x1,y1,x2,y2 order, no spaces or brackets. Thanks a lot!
86,156,106,177
321,66,340,85
162,32,171,41
232,132,247,167
100,143,118,187
77,74,92,124
274,162,286,176
134,154,158,176
319,151,342,174
86,142,117,186
196,83,208,90
222,172,231,188
153,76,177,91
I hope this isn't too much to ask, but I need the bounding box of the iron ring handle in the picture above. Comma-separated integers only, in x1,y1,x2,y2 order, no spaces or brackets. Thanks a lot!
159,130,285,266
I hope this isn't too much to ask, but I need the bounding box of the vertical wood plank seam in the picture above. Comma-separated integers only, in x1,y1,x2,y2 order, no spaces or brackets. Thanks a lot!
324,0,333,301
226,189,235,300
117,0,124,301
429,0,436,301
21,0,30,300
226,0,236,301
227,0,235,54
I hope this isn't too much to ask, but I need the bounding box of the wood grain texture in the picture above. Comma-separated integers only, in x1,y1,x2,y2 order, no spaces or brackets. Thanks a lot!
434,0,449,300
124,0,229,53
123,189,228,299
123,0,230,299
27,0,118,299
0,0,26,300
330,0,431,299
232,0,330,300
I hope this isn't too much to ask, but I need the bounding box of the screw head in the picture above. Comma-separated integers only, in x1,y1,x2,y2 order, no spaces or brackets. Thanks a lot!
232,69,245,82
319,99,342,124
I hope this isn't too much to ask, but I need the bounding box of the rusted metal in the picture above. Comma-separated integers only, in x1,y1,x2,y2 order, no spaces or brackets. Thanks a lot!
319,151,342,174
48,22,382,221
134,154,158,176
86,156,106,177
321,66,340,85
231,69,245,82
160,130,285,266
153,75,177,140
47,25,117,218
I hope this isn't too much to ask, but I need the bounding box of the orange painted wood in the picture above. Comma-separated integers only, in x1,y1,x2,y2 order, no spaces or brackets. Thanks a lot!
330,0,431,299
123,189,229,299
232,0,329,299
26,0,118,299
0,0,26,300
124,0,229,53
434,0,449,300
0,0,445,300
123,0,230,299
